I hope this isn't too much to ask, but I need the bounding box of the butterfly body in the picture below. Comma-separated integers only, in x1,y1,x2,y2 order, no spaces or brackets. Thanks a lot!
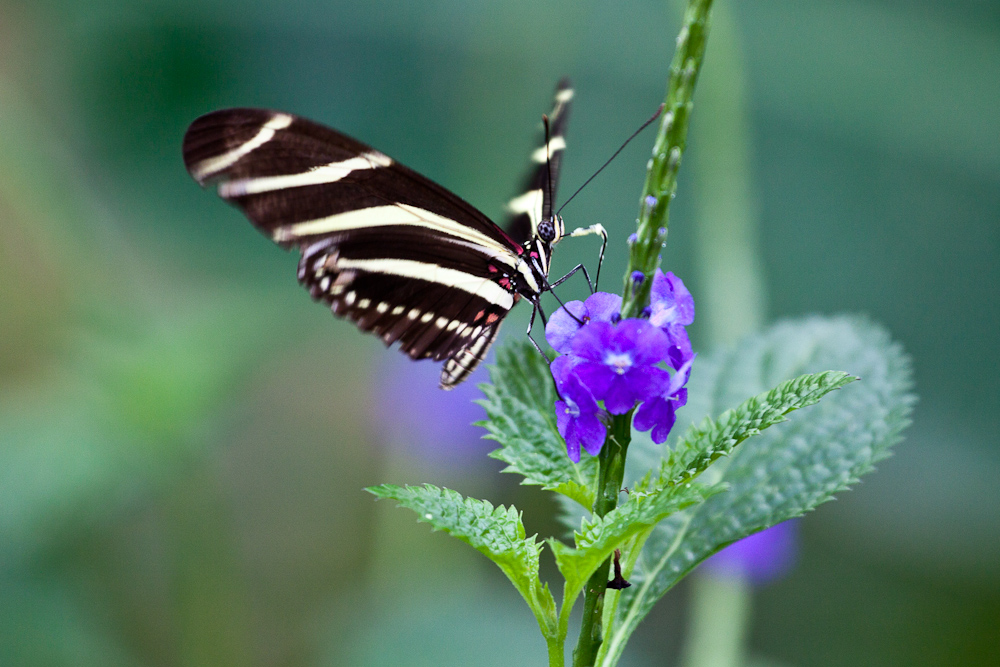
183,80,584,388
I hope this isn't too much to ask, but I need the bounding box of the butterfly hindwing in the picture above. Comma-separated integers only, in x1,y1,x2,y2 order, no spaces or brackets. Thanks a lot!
297,236,516,364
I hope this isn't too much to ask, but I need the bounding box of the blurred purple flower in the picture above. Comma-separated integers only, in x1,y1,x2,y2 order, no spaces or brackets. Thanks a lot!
551,356,606,462
544,292,622,354
370,354,489,467
702,520,800,585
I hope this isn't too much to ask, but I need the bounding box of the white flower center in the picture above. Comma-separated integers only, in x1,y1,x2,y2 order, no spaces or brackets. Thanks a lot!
604,351,633,375
564,398,580,417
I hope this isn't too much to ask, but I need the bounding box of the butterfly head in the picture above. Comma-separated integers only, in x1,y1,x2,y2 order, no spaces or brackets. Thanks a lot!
518,214,565,287
535,214,565,246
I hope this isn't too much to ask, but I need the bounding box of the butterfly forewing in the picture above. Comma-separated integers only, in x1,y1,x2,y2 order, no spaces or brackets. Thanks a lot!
182,81,572,388
504,77,572,245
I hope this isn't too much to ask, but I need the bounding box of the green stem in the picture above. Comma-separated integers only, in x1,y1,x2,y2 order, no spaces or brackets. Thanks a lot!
572,413,632,667
690,0,765,347
622,0,715,319
548,634,566,667
680,573,751,667
587,1,716,666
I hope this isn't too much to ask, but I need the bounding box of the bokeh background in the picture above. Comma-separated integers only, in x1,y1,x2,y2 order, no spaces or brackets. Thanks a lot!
1,0,998,665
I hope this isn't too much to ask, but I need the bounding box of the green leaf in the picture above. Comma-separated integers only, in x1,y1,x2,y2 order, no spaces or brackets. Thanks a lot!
552,369,851,628
367,483,557,636
661,370,857,487
600,316,915,666
479,341,598,508
550,477,718,605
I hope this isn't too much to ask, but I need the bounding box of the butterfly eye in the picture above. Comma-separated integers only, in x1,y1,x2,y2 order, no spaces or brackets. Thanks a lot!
537,219,556,242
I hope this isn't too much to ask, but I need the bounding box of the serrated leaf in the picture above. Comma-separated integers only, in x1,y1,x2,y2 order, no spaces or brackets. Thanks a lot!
550,479,719,603
661,370,857,486
600,317,915,667
367,483,557,635
479,342,598,508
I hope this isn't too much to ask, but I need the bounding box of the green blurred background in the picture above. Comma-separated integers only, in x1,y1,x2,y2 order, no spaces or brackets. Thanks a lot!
1,0,997,665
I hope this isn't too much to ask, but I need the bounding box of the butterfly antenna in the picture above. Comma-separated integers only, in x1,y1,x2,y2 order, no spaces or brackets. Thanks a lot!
543,114,555,220
556,103,665,215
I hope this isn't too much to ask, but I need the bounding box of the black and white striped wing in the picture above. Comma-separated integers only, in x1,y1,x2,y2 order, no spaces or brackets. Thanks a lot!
182,109,520,388
505,78,573,244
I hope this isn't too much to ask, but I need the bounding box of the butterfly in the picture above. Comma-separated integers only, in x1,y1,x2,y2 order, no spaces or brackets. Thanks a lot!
183,79,604,388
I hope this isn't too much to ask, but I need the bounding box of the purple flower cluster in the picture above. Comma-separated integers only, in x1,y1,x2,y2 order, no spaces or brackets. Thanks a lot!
545,269,695,461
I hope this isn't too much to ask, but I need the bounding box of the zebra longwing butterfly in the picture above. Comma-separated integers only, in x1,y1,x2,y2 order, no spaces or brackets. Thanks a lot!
183,79,603,388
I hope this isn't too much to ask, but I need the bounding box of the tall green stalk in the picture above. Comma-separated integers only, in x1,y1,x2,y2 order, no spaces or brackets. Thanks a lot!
622,0,715,319
570,2,716,666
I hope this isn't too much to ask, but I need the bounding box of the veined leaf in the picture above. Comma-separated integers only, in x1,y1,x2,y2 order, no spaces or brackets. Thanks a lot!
661,370,857,486
367,483,557,635
600,316,914,667
550,478,717,604
479,342,598,508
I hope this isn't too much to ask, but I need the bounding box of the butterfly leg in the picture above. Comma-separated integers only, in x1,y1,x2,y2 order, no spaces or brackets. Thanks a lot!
548,263,594,293
524,298,552,363
566,223,607,291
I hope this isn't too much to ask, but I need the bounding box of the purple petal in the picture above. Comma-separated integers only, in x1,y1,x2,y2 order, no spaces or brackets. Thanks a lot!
583,293,622,323
574,362,616,399
649,270,694,328
546,301,587,353
664,326,693,369
650,403,677,443
674,387,688,408
550,354,582,386
664,272,695,324
603,376,638,414
613,319,669,366
556,400,582,463
570,321,615,362
575,412,607,457
557,363,599,414
634,395,677,444
666,354,696,396
633,394,666,431
626,366,670,402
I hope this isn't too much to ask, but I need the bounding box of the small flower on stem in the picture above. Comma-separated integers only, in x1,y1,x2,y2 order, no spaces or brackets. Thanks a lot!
546,268,695,459
551,356,606,462
648,269,695,368
633,354,694,444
